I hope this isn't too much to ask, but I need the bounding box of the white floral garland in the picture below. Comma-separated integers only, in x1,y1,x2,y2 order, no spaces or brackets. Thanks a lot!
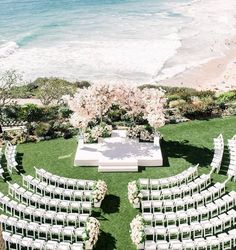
82,217,100,247
130,215,145,247
93,180,108,203
128,181,142,205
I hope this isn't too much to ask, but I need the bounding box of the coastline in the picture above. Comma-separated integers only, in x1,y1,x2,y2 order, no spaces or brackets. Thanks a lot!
157,37,236,92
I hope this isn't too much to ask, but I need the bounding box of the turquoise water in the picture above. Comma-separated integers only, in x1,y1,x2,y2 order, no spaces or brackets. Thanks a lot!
0,0,187,46
0,0,235,83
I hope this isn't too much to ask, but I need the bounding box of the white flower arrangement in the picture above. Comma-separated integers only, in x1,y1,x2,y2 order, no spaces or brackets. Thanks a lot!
128,181,142,206
84,124,113,143
130,214,145,247
93,180,108,204
83,217,100,248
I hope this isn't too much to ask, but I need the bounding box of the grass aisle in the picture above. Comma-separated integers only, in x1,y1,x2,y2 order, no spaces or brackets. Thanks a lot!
1,116,236,249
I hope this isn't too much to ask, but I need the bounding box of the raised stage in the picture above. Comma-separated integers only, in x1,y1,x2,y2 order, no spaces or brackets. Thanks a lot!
74,130,163,172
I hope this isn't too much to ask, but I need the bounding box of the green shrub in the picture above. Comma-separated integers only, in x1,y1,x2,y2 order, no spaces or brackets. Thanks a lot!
169,99,186,108
58,106,73,118
34,122,51,137
74,81,91,89
167,94,181,102
216,90,236,104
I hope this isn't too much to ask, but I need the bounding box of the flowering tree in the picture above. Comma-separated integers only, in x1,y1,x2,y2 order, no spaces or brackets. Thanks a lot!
114,85,144,125
69,84,166,138
68,87,96,132
89,84,115,123
142,88,166,133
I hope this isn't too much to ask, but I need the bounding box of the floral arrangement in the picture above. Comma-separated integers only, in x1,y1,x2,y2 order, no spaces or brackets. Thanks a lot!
82,217,100,248
93,180,108,204
127,126,155,142
128,181,142,206
84,124,112,143
130,215,145,247
127,126,142,139
140,129,154,142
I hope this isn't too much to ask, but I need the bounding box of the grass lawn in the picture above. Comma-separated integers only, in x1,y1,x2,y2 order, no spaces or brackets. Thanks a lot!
1,116,236,249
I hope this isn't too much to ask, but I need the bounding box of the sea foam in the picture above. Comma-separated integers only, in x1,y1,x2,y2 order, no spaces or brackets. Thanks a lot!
0,42,19,59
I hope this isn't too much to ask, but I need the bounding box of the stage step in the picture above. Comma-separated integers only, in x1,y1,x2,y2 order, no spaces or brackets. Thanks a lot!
99,159,137,166
98,165,138,172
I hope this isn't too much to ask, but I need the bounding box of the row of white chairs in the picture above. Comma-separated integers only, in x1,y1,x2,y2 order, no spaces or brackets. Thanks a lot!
4,141,18,174
0,215,85,244
141,182,226,213
22,175,94,202
8,183,92,214
140,174,211,200
142,231,235,250
34,167,96,190
0,147,4,179
142,191,236,226
210,134,224,173
139,165,199,190
2,231,84,250
144,210,235,242
0,194,89,227
227,136,236,180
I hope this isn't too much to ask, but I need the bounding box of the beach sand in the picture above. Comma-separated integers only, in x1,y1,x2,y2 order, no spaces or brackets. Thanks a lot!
158,38,236,92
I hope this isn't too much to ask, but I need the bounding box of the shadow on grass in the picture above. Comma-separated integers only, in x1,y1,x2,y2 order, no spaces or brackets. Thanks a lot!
94,230,117,250
16,152,25,174
91,211,109,221
161,139,213,167
101,195,120,214
219,146,230,175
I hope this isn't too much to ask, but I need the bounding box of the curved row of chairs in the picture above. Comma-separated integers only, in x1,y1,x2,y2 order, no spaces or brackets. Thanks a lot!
130,135,236,249
2,231,84,250
0,141,19,180
0,192,89,227
0,148,4,179
139,165,199,190
142,191,236,227
4,141,18,175
140,173,211,200
144,209,235,242
22,175,94,202
8,182,92,214
144,232,235,250
227,135,236,180
141,182,226,213
0,214,85,244
34,167,95,190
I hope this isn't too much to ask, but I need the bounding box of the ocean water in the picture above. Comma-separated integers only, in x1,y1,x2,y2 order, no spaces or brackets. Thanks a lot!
0,0,236,84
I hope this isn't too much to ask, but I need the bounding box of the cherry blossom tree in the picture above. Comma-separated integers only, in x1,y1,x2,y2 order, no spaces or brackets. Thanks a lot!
142,87,166,132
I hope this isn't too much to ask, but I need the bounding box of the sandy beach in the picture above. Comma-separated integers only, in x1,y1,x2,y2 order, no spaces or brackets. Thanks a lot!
158,37,236,92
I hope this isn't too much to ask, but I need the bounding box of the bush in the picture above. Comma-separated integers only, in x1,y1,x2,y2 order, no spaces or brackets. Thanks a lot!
74,81,91,89
169,99,186,108
216,90,236,104
34,122,51,137
58,106,73,119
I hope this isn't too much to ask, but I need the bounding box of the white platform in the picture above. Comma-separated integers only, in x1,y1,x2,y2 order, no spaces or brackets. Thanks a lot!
74,130,163,172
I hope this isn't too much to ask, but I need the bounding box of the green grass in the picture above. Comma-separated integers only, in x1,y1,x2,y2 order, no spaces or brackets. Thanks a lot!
1,116,236,249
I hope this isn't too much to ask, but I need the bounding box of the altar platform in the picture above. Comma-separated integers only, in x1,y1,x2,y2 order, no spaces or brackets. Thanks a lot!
74,130,163,172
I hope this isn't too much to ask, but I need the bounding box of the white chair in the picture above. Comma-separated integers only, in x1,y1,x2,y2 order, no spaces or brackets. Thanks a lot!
206,236,220,250
71,242,84,250
21,237,33,250
217,233,232,250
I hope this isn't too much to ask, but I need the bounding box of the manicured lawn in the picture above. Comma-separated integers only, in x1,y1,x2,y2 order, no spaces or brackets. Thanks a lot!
1,116,236,249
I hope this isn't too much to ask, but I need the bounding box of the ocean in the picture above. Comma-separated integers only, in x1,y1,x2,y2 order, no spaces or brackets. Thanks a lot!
0,0,236,84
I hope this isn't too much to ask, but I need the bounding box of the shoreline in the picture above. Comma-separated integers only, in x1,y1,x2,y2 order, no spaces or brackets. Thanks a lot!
157,37,236,92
